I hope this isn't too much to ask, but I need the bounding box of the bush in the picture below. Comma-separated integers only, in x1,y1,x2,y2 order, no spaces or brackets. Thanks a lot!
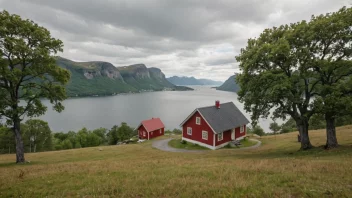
172,129,182,134
180,140,187,144
252,126,265,136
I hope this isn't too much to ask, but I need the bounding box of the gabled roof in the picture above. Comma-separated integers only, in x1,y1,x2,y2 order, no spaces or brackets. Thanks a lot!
180,102,250,134
137,118,165,132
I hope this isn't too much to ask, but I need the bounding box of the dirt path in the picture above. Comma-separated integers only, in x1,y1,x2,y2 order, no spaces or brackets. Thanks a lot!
152,138,262,153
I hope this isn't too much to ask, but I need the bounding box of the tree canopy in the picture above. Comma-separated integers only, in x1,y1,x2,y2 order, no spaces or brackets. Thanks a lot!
236,7,352,150
0,10,70,162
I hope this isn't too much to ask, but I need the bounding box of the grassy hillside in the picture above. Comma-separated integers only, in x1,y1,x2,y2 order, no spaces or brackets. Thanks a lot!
1,126,352,197
216,75,240,92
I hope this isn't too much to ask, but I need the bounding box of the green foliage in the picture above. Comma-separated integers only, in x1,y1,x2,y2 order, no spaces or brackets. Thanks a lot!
309,114,326,130
235,6,352,149
107,123,136,145
252,126,265,136
172,129,182,134
22,119,53,152
0,11,70,121
108,125,119,145
269,122,281,134
0,126,14,154
280,118,297,133
116,122,134,142
61,139,73,150
0,10,70,162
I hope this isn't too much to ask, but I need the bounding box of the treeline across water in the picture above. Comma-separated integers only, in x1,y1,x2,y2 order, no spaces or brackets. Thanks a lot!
0,119,182,154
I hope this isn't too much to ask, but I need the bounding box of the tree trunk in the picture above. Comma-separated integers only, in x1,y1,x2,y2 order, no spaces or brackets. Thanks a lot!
325,115,338,149
34,143,36,153
297,119,313,150
13,120,25,163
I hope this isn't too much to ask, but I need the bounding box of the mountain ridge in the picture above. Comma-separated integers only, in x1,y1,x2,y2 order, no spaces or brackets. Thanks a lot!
166,76,223,86
216,75,239,92
55,57,192,97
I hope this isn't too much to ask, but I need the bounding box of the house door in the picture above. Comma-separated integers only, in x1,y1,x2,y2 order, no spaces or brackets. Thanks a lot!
231,130,235,140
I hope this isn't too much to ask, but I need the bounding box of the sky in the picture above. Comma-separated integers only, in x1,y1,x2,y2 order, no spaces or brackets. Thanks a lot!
0,0,350,81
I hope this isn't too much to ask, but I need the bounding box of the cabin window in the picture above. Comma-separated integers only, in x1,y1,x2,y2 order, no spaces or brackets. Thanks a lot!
240,126,245,133
160,129,162,134
143,131,146,136
196,117,201,125
218,132,223,141
187,127,192,135
202,131,208,140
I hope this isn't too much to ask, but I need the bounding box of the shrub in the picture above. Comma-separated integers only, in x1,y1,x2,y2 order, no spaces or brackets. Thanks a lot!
180,140,187,144
252,126,265,136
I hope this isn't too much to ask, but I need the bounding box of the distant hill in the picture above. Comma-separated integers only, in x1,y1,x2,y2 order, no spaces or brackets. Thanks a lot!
216,75,240,92
166,76,223,86
55,57,193,97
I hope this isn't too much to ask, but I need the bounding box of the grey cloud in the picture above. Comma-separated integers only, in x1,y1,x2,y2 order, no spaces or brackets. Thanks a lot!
0,0,349,81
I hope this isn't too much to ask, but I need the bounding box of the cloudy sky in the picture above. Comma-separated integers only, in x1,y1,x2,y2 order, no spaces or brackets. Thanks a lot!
0,0,349,81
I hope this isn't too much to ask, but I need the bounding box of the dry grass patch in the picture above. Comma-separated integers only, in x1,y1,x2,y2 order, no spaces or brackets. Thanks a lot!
1,126,352,197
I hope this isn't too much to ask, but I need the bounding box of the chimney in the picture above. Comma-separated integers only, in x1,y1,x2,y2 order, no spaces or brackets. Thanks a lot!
215,100,220,109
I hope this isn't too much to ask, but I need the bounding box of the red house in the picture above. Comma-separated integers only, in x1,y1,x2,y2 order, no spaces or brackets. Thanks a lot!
180,101,250,150
136,118,165,140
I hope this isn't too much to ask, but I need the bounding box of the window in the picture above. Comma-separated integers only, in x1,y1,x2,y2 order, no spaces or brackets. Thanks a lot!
151,132,153,135
240,126,245,133
218,132,223,141
202,131,208,140
160,129,162,134
143,131,146,136
196,117,201,125
187,127,192,135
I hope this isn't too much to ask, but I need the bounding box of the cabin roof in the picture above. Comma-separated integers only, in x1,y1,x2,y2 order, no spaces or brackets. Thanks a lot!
180,102,250,134
138,118,165,132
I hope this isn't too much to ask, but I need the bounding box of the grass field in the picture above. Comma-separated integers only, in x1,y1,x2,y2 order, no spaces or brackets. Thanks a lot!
1,126,352,197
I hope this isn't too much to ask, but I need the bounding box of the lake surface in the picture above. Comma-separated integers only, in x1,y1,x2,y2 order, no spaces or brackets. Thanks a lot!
34,86,273,132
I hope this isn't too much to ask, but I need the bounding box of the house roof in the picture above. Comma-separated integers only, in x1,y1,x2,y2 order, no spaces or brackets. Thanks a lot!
180,102,250,134
138,118,165,132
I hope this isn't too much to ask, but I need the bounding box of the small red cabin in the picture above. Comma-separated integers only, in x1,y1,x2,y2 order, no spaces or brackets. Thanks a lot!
180,101,249,150
136,118,165,140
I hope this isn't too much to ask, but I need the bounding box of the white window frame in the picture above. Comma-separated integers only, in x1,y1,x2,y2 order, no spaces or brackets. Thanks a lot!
240,125,245,133
160,129,162,134
187,127,192,135
218,132,223,141
196,117,201,125
202,130,208,140
143,131,146,136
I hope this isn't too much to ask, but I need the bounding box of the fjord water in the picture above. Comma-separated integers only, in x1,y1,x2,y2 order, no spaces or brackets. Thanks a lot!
36,86,272,132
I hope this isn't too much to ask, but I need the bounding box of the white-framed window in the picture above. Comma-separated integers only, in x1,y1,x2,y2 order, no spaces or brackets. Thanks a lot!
160,129,162,134
187,127,192,135
143,131,146,136
218,132,223,141
196,117,201,125
202,131,208,140
240,125,245,133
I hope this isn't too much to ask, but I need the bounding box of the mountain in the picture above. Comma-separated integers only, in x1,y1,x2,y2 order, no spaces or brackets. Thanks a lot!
55,57,192,97
166,76,223,86
216,75,240,92
198,79,223,86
